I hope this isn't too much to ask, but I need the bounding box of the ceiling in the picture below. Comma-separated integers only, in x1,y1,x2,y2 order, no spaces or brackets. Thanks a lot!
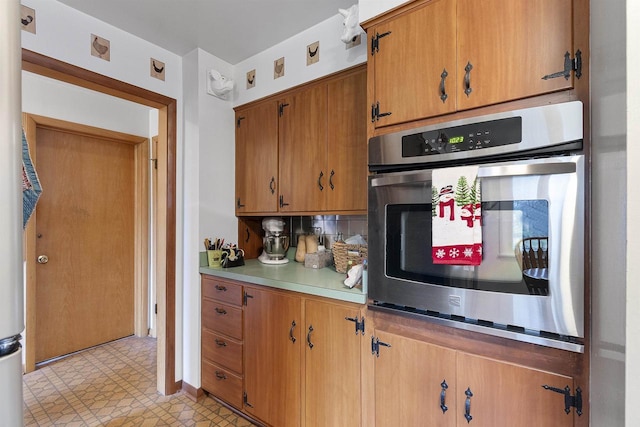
56,0,357,65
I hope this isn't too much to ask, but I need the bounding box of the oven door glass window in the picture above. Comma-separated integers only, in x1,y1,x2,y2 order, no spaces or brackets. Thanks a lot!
386,200,549,294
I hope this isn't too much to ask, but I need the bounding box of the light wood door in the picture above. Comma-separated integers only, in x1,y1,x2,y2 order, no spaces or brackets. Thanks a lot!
304,299,362,427
456,0,574,111
370,0,457,128
278,85,328,212
374,330,457,427
235,101,279,214
243,287,302,427
35,127,135,363
456,352,575,426
326,69,368,212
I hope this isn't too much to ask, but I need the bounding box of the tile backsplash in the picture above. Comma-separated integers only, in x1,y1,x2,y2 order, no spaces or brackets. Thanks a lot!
287,215,367,249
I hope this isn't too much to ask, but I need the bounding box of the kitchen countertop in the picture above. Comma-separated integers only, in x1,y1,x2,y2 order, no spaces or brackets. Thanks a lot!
199,252,366,304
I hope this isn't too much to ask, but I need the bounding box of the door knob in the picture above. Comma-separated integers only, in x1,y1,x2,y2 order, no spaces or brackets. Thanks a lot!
37,255,49,264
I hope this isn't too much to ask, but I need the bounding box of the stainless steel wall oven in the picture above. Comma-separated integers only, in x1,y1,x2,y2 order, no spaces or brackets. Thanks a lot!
367,102,585,352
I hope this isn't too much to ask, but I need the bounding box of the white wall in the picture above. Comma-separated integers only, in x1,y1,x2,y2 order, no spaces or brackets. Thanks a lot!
233,13,366,106
182,47,235,389
22,71,153,136
21,0,185,385
358,0,409,22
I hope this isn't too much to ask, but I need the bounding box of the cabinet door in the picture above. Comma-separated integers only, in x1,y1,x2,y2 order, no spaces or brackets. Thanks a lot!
374,330,457,427
370,0,457,127
457,0,574,111
456,352,575,426
326,70,367,212
304,299,362,427
278,82,328,212
244,287,302,427
235,101,279,214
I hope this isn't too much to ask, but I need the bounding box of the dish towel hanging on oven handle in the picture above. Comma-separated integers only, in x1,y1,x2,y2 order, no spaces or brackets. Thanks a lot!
432,165,482,265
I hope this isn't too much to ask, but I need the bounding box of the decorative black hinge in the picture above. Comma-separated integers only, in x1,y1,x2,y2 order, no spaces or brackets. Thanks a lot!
371,336,391,357
371,102,392,123
370,31,392,55
243,392,254,408
541,50,583,80
344,316,365,335
243,291,254,306
542,385,583,416
278,102,290,117
236,116,245,128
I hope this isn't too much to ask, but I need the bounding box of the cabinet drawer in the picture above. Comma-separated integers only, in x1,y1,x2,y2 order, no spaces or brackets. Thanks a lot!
202,276,243,306
202,360,243,409
202,329,243,374
202,299,242,340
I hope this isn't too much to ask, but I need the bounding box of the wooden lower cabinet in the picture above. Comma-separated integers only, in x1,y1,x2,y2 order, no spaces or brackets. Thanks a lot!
201,275,364,427
304,299,363,427
373,329,576,427
201,276,244,409
243,286,302,427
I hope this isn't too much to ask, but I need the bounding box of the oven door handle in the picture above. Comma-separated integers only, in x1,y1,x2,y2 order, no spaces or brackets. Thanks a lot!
370,161,577,187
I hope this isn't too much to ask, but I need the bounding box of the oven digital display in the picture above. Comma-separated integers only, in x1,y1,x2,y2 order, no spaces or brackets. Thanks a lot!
448,136,464,144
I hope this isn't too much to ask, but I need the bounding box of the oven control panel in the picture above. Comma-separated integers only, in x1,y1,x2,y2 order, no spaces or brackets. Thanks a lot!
402,116,522,158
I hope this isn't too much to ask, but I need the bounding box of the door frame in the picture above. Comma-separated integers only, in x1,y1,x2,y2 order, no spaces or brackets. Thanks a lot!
21,49,178,395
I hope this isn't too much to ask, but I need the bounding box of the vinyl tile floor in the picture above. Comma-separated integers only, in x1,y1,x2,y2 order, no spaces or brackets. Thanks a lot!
23,336,256,426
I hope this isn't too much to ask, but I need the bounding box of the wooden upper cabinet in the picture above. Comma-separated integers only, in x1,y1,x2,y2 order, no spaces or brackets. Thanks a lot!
278,85,328,212
456,0,574,111
367,0,577,127
457,352,576,426
235,101,279,214
369,0,457,128
326,70,368,212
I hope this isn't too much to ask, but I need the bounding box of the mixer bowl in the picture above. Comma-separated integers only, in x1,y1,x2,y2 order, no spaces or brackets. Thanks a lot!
264,235,289,259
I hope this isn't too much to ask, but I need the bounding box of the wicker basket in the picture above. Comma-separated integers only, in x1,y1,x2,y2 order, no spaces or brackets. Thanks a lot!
332,242,368,273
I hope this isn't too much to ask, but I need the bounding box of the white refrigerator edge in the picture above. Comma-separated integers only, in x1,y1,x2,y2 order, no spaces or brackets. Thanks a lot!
0,1,25,426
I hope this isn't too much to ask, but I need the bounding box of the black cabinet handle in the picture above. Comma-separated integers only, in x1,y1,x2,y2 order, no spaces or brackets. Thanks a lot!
215,307,227,315
215,339,227,347
215,371,227,380
329,170,335,190
245,227,250,243
269,177,276,194
464,62,473,97
440,68,449,103
237,197,245,208
279,195,289,208
318,171,324,191
289,320,297,343
307,325,314,349
214,284,227,292
464,387,473,423
440,380,448,413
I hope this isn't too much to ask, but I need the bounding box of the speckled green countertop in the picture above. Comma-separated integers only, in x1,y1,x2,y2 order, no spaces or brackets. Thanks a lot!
199,252,366,304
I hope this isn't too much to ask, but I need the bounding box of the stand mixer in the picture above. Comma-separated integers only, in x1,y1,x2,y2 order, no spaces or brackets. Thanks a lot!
258,218,290,265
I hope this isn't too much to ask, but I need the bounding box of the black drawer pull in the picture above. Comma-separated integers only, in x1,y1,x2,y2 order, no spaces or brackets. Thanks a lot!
215,307,227,315
214,284,227,292
215,371,227,380
215,339,227,347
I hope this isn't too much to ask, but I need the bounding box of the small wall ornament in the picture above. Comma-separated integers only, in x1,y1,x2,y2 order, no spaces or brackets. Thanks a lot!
150,58,165,81
91,34,110,61
274,57,285,79
207,69,234,99
246,69,256,89
307,41,320,66
339,4,364,47
21,5,36,34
